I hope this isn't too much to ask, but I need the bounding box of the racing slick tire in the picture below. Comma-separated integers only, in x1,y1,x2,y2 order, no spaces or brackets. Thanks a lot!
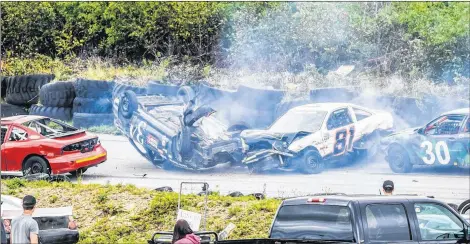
177,86,195,104
29,105,73,122
119,90,138,119
458,199,470,215
39,81,76,107
387,145,413,173
23,156,50,176
1,103,28,117
5,74,53,106
298,150,325,174
72,113,114,128
72,97,112,114
69,168,87,178
74,79,113,99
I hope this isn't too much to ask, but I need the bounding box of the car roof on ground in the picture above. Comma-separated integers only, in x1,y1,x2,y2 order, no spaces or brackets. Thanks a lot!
440,108,469,116
1,115,47,124
291,103,367,112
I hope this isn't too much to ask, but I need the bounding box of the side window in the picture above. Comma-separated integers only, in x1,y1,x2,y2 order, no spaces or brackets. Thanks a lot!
327,108,353,130
8,127,29,142
1,126,8,144
353,108,372,121
425,115,465,135
414,203,464,240
365,204,411,241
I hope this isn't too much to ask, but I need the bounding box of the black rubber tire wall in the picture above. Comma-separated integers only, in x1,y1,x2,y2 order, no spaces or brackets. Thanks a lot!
5,74,54,106
1,103,28,117
146,81,180,96
1,76,7,98
73,113,114,128
29,105,73,122
74,79,113,99
72,97,112,114
39,81,76,107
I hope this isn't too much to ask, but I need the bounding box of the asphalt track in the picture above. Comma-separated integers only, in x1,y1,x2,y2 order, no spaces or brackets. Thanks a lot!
80,134,470,205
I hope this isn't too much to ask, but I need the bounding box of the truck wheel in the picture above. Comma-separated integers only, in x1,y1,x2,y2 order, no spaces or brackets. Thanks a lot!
387,145,413,173
298,150,324,174
70,168,87,178
119,90,138,119
23,156,49,176
458,199,470,214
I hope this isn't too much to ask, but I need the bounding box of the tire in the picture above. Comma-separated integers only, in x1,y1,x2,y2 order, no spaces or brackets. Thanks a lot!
5,74,53,106
298,150,325,174
29,105,73,122
72,113,114,128
177,86,195,103
73,79,113,99
458,199,470,214
69,168,87,178
119,91,138,119
146,81,180,96
23,156,50,176
72,97,112,114
39,81,76,107
1,76,7,98
112,83,146,99
1,103,27,117
387,145,413,173
309,86,360,103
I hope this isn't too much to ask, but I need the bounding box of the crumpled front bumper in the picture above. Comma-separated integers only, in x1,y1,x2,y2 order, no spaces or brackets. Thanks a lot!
242,149,294,164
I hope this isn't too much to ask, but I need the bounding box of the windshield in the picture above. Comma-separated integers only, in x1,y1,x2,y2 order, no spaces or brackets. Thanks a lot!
271,204,354,241
269,109,327,133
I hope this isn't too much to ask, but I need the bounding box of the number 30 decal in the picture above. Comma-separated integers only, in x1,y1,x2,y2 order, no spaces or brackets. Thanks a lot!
420,141,450,165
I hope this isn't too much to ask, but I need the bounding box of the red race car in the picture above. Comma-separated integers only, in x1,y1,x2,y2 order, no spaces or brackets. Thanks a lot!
1,115,107,176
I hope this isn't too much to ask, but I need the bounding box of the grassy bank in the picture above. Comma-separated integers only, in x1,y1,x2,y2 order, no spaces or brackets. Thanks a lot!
1,179,280,244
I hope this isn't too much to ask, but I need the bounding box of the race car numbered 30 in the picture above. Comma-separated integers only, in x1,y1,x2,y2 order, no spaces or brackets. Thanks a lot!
420,140,451,165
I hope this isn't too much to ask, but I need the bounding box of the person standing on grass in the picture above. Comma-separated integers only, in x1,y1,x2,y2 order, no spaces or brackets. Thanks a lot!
382,180,394,196
172,219,201,244
10,195,39,244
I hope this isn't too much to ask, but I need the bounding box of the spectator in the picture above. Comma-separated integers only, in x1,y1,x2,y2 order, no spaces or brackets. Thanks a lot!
382,180,394,196
10,195,39,244
172,219,201,244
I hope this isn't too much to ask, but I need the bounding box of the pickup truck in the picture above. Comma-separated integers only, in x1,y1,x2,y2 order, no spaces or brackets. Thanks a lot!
269,194,470,243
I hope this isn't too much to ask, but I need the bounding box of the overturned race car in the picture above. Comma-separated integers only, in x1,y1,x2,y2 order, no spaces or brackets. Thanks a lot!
240,103,394,174
381,108,470,173
113,87,244,171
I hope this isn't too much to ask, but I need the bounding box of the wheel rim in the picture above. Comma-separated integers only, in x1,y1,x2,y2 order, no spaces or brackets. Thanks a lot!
391,152,404,169
31,161,43,174
121,96,129,112
307,155,322,169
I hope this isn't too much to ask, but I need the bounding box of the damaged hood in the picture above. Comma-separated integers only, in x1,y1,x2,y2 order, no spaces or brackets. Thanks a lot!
241,129,313,145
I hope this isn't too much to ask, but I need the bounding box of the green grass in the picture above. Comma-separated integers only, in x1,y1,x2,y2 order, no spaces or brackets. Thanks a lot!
86,125,122,136
1,179,281,243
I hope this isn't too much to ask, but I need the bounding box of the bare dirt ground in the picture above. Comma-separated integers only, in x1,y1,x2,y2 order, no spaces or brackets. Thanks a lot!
80,134,470,204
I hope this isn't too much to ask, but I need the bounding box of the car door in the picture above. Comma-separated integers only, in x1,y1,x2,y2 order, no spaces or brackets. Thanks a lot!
412,202,468,244
1,125,11,171
324,107,355,157
360,202,419,244
1,125,31,171
420,114,468,166
350,106,374,143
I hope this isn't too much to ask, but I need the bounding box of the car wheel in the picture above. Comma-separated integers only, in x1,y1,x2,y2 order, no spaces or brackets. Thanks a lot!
458,199,470,214
70,168,87,178
299,150,325,174
177,86,195,104
387,145,413,173
119,90,138,119
23,156,49,176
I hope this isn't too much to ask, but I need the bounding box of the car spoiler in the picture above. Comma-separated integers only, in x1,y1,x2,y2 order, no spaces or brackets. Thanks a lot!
46,130,86,139
2,206,73,219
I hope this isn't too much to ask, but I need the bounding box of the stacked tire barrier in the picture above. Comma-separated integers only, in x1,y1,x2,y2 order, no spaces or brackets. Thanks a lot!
72,79,115,128
29,81,75,121
1,74,54,118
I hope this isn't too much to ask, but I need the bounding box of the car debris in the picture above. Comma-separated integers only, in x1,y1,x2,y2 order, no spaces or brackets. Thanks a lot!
240,103,394,174
381,108,470,173
155,186,174,192
1,115,107,177
114,87,244,171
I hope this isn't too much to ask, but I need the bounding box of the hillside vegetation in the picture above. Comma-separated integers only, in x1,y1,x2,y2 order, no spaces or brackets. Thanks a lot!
1,179,280,243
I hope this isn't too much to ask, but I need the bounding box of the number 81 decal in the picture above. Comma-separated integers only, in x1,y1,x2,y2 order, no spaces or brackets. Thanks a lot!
334,126,355,155
420,140,450,165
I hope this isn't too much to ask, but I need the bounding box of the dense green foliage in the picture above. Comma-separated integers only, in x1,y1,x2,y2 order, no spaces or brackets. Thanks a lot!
1,2,469,81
